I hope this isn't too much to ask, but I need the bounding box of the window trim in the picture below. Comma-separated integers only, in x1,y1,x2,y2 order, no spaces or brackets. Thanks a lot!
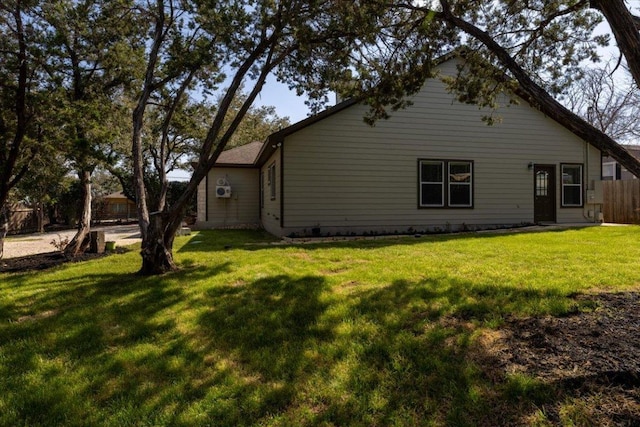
560,163,583,208
418,159,474,209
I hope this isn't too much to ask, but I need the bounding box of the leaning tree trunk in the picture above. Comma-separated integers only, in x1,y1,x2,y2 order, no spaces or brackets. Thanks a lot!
139,211,182,275
0,204,8,259
590,0,640,89
65,170,92,256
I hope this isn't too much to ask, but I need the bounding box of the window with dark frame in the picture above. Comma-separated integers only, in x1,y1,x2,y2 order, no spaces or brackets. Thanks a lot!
448,162,472,207
419,159,473,208
268,162,276,200
420,161,444,206
561,164,583,207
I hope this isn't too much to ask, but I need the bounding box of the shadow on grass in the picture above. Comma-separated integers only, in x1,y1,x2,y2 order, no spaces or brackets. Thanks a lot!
295,278,562,426
176,229,277,253
177,226,599,255
0,266,618,426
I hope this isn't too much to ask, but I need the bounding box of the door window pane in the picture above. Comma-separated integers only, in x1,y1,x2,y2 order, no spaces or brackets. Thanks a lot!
536,171,548,196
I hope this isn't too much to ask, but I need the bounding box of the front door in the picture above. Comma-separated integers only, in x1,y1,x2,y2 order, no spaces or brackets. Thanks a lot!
534,164,556,223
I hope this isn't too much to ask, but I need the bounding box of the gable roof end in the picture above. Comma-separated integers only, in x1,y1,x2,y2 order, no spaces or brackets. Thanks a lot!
256,98,359,166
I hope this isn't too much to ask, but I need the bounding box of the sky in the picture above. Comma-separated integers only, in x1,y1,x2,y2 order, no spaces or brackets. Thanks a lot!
254,76,313,124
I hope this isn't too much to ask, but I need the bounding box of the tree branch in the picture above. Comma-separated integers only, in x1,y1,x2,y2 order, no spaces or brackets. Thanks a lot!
438,0,640,178
590,0,640,87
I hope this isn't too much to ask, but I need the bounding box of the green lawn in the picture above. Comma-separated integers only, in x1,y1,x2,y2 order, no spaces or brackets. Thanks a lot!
1,226,639,426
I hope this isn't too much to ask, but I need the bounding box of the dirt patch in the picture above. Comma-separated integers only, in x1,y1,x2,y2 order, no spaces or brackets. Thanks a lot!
0,248,130,273
475,292,640,425
496,293,640,382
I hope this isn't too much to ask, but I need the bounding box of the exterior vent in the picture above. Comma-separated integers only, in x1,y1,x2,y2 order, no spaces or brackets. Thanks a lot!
215,185,231,198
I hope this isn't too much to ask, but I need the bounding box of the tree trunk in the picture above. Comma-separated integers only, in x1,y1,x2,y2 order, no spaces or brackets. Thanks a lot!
65,170,92,256
48,205,58,225
0,204,8,260
590,0,640,89
132,113,150,242
138,212,180,275
36,202,44,233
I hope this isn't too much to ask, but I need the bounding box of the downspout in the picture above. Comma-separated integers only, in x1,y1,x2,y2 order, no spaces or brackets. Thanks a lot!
582,140,598,223
279,140,284,230
583,140,591,222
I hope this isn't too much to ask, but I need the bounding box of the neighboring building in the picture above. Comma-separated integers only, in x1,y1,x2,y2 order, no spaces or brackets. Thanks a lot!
602,145,640,180
94,191,137,222
197,58,611,237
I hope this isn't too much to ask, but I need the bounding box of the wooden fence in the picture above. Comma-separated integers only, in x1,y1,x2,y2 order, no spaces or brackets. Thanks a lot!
603,180,640,224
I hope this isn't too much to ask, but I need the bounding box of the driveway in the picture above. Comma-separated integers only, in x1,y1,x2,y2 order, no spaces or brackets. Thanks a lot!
4,224,142,259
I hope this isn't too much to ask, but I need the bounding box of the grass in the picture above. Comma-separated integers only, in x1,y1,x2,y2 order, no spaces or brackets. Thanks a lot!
1,226,639,426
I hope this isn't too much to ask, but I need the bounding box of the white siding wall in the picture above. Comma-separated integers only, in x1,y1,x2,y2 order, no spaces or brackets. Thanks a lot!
261,151,282,235
195,167,260,229
279,62,602,236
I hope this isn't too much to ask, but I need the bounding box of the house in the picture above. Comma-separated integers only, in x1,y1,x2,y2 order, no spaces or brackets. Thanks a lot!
94,191,137,222
602,145,640,180
197,58,613,237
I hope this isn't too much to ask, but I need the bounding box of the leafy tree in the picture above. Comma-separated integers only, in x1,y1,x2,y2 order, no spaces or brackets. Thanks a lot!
129,0,447,274
221,93,290,149
13,152,69,232
0,0,54,258
38,0,140,256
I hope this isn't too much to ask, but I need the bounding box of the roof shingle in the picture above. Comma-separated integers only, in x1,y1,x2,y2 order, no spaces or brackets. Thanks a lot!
215,141,264,165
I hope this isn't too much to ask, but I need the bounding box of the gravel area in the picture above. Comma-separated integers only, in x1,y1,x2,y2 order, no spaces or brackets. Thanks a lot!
3,224,141,259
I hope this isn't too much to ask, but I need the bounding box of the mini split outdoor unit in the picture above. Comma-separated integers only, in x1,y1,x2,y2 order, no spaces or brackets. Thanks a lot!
215,178,232,198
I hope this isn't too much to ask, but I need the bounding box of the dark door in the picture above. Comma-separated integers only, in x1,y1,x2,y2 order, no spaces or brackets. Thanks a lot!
534,164,556,223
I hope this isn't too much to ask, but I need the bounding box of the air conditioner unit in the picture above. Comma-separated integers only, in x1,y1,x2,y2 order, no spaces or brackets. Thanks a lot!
215,185,231,198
